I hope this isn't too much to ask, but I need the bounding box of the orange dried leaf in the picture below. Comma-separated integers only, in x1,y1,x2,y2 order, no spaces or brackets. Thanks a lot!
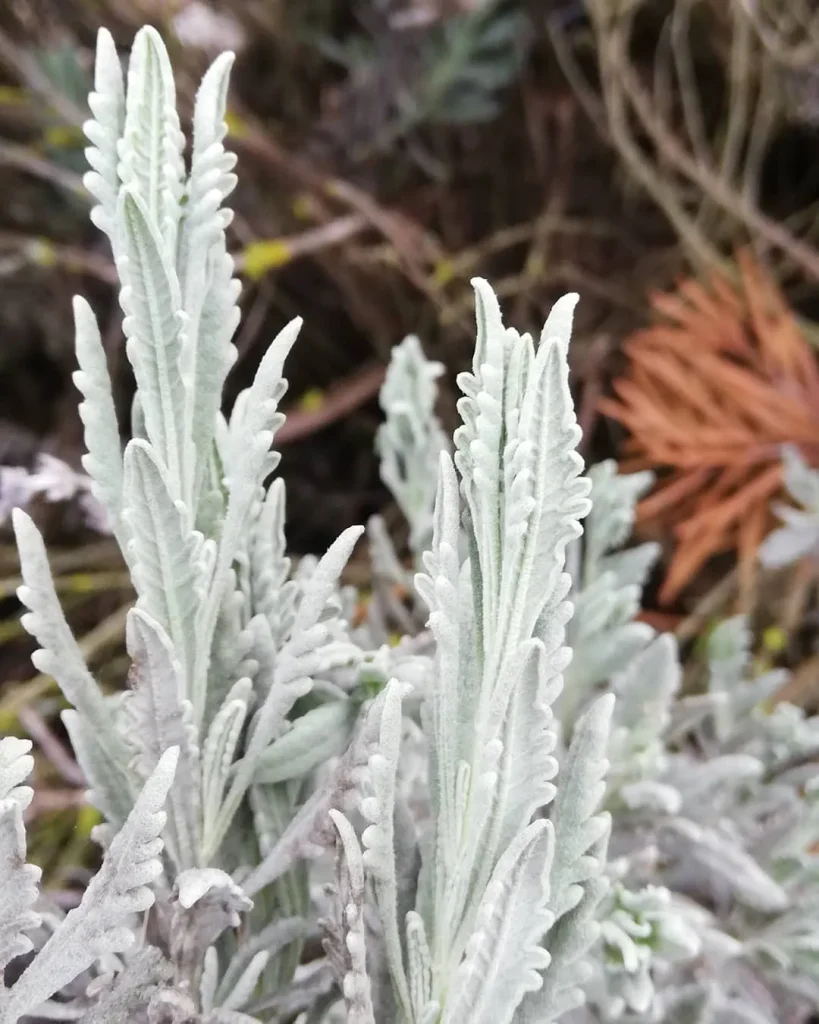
603,250,819,604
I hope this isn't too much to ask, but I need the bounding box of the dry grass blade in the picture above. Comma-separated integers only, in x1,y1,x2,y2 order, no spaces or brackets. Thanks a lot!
600,250,819,606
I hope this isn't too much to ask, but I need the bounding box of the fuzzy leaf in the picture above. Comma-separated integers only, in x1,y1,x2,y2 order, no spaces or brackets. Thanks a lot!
661,818,789,914
61,708,133,828
493,636,560,861
178,51,239,514
219,949,268,1013
443,821,554,1024
121,607,201,870
519,695,613,1021
4,748,178,1021
171,868,253,978
707,615,752,742
215,918,305,1007
0,739,41,978
242,684,392,897
582,462,657,583
118,189,190,486
563,463,658,719
250,699,356,786
178,51,237,310
515,843,608,1024
415,282,591,1005
201,677,252,856
327,810,376,1024
119,27,184,249
206,618,314,854
82,27,125,238
292,525,364,637
360,679,412,1020
72,296,123,544
195,318,301,726
13,509,131,784
80,947,173,1024
376,334,449,559
607,633,681,807
0,737,35,804
123,438,210,688
248,478,291,636
549,695,613,918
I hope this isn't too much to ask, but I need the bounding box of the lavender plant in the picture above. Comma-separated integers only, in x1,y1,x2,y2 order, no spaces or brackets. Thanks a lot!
2,25,380,1023
373,350,819,1023
2,22,819,1024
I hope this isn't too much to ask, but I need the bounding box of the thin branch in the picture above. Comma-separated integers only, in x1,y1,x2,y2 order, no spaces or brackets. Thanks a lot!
0,28,86,127
0,141,87,198
18,705,85,787
572,0,819,284
233,120,446,303
0,231,116,284
618,51,819,280
233,215,369,275
277,365,386,445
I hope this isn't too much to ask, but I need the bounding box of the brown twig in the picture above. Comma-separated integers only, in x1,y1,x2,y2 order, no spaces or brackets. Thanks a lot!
576,334,611,458
24,787,87,823
277,365,387,445
555,0,819,286
740,0,819,71
0,141,87,198
675,568,738,642
233,215,370,276
233,121,446,302
17,705,85,787
0,231,117,285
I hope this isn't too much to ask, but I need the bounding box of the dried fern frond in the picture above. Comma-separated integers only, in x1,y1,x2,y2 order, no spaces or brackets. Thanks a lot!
600,251,819,605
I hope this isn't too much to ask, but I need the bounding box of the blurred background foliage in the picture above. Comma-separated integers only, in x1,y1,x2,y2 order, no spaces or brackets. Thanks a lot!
2,0,819,874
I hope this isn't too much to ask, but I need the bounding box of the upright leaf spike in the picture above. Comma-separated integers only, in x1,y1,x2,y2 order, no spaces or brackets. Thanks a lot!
72,296,125,547
366,280,599,1023
83,27,125,239
178,50,239,514
10,29,368,1020
122,608,201,871
119,27,185,251
118,189,189,489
